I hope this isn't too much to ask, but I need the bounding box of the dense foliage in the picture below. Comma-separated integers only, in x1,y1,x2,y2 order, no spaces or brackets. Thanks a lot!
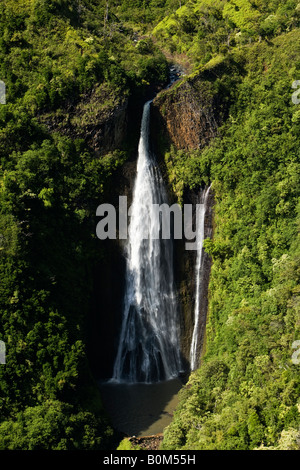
153,0,300,67
161,29,300,450
1,0,300,451
0,0,173,450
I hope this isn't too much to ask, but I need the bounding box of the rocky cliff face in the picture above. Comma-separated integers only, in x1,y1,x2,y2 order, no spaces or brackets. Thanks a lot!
152,75,219,151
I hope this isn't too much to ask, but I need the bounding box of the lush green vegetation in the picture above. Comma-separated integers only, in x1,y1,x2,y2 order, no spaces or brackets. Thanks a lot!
0,0,173,450
1,0,300,451
117,438,142,450
161,29,300,450
153,0,300,67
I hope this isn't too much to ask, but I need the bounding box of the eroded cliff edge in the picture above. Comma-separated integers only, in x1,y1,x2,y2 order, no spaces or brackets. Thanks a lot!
152,75,218,151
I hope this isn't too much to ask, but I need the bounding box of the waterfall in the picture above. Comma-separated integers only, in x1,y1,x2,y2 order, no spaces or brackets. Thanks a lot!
112,100,182,383
190,186,211,371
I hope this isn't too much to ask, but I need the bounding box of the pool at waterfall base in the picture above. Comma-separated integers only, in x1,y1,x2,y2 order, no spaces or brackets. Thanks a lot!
99,377,183,438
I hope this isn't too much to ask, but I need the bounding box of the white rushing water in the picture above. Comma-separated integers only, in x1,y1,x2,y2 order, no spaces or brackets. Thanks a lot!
189,186,211,371
112,100,182,383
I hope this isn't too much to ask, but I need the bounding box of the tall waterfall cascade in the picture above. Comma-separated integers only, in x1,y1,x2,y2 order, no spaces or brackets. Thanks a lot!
112,100,182,383
189,186,211,371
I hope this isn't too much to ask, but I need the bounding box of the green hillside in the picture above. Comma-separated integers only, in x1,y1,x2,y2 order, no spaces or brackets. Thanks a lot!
0,0,299,451
161,29,300,450
0,0,170,450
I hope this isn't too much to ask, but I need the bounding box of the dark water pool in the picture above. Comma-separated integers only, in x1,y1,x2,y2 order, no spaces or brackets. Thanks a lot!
99,378,183,437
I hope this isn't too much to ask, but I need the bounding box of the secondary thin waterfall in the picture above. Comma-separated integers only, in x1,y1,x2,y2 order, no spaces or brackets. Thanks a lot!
112,100,182,383
190,186,211,371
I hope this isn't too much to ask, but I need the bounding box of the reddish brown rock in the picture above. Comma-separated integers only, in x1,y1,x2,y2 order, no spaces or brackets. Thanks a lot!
152,76,219,151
